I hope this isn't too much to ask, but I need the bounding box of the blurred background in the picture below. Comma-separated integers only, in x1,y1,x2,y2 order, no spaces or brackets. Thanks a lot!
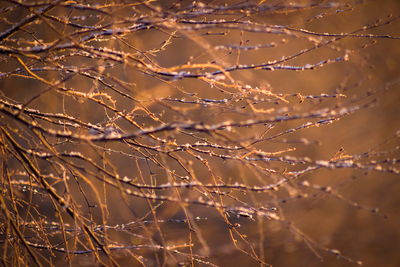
0,0,399,266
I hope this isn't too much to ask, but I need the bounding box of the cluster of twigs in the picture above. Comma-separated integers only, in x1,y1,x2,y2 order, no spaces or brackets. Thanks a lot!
0,0,399,266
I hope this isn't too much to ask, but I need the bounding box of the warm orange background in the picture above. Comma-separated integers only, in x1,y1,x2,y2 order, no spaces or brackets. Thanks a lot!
1,1,399,266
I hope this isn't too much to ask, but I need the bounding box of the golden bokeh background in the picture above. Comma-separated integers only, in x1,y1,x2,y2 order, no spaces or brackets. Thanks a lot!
0,1,399,266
